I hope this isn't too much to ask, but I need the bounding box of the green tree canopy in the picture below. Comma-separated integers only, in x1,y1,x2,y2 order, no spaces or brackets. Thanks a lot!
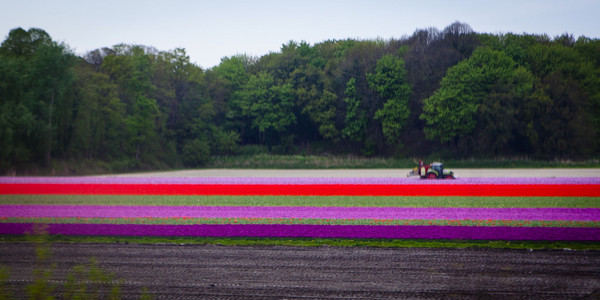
367,54,411,144
421,47,518,143
342,77,367,142
0,27,75,167
2,24,599,174
232,72,296,146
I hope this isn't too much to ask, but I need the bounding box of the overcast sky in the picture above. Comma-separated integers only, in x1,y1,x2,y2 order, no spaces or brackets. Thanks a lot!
2,0,598,69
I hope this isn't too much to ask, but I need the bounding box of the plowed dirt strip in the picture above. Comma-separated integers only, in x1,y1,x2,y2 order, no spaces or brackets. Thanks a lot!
1,183,599,196
2,223,599,241
1,243,599,299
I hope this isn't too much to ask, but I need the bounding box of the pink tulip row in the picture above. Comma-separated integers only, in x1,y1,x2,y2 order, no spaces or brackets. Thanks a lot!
4,205,599,221
1,176,598,185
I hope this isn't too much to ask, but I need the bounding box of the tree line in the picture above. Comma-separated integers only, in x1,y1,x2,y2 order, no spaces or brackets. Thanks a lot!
1,22,599,172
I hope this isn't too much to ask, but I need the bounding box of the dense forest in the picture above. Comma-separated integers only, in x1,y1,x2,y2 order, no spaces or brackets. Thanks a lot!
1,22,599,173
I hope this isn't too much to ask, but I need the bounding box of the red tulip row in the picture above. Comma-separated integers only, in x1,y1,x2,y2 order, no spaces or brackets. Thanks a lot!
1,183,598,197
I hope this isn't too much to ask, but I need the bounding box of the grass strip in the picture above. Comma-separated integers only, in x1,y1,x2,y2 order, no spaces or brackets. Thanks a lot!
2,195,599,208
207,154,600,169
4,217,599,227
1,235,600,251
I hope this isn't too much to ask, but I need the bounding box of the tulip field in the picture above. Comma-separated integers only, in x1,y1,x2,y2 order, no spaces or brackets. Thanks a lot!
0,176,599,242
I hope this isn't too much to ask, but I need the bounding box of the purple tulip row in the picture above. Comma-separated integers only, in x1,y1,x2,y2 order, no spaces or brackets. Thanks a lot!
1,176,598,185
1,223,598,241
4,205,599,221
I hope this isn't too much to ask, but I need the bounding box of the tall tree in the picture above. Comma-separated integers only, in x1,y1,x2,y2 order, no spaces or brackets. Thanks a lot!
421,47,516,144
232,72,296,146
0,28,74,167
293,63,339,141
522,72,594,158
30,40,75,164
342,77,367,142
0,54,36,169
367,54,411,145
70,61,125,160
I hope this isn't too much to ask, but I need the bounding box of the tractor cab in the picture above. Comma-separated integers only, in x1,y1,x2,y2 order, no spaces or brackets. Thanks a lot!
430,162,444,175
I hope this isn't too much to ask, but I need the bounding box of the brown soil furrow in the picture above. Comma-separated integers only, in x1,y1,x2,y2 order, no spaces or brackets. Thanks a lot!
1,243,598,299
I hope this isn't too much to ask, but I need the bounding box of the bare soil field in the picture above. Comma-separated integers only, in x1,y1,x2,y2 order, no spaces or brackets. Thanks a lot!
1,243,599,299
108,168,600,178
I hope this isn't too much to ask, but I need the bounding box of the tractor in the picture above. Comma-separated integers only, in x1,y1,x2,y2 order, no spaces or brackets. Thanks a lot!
407,160,455,179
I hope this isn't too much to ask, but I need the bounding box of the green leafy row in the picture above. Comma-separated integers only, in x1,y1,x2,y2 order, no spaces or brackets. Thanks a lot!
2,195,598,208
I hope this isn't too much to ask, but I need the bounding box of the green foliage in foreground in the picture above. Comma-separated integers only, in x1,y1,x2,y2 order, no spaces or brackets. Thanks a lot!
2,195,598,208
1,235,598,251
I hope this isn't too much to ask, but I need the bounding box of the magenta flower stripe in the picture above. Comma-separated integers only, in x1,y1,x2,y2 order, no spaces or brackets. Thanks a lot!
4,205,599,221
1,223,598,241
1,176,598,185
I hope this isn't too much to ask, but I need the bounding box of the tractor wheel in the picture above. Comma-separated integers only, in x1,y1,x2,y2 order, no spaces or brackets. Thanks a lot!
426,172,438,179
